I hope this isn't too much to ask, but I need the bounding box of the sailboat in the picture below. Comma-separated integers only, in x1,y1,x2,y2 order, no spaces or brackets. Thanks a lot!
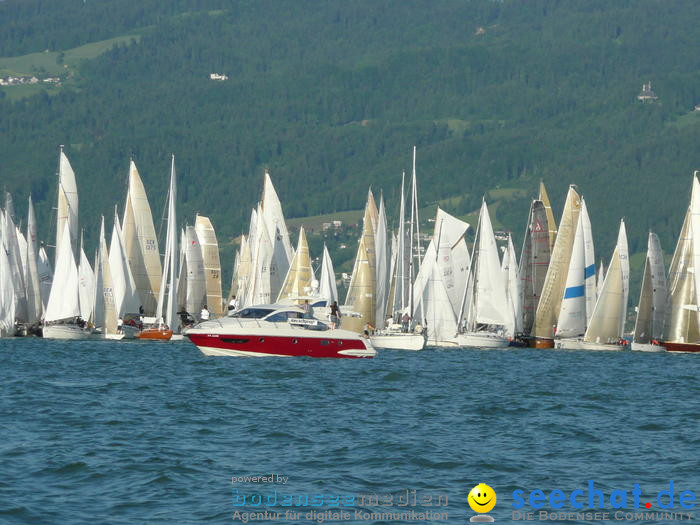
662,173,700,353
139,156,178,340
371,164,427,350
532,185,582,348
456,200,510,348
631,232,666,352
121,160,162,316
93,216,121,339
552,197,597,347
0,213,16,337
342,190,377,334
517,198,551,339
557,220,629,350
42,148,93,339
43,223,92,339
25,196,43,333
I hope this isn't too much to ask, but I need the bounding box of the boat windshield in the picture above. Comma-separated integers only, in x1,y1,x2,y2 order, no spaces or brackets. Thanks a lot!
230,307,275,319
264,310,304,322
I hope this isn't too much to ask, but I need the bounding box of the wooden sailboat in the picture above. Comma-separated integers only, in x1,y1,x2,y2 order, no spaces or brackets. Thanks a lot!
631,232,666,351
662,172,700,353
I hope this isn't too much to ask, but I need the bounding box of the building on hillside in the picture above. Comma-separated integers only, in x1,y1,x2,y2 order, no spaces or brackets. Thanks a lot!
637,81,658,102
210,73,228,81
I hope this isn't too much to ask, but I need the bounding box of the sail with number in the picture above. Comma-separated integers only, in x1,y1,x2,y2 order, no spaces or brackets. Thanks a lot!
121,160,162,315
94,217,118,336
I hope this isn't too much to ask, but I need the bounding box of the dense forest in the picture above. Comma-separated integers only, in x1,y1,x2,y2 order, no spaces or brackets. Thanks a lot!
1,0,700,288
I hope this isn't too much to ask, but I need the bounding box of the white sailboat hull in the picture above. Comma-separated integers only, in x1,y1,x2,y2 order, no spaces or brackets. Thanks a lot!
630,342,666,352
555,337,627,351
456,332,510,349
42,324,93,340
370,332,426,351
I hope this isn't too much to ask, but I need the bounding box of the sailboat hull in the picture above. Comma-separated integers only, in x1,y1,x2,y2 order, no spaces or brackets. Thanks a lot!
456,332,510,349
42,324,93,340
370,332,426,351
554,338,627,351
663,342,700,353
137,327,173,341
530,337,555,348
630,342,665,352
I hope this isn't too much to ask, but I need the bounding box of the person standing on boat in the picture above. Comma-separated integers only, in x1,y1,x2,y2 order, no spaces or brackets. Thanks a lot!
200,305,210,321
228,295,239,312
401,313,410,333
301,299,314,319
329,301,341,328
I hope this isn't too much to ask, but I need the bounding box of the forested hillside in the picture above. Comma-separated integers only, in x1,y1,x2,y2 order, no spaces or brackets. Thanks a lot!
1,0,700,269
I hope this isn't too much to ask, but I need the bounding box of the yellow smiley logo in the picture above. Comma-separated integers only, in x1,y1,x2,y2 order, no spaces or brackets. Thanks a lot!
468,483,497,513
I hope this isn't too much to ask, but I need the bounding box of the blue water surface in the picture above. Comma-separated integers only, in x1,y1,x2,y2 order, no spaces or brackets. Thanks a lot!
0,339,698,524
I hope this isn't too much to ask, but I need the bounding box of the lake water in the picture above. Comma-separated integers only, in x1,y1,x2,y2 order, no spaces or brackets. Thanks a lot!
1,339,697,524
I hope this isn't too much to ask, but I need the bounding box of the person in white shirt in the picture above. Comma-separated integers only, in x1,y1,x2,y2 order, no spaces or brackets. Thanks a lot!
228,295,239,311
200,305,210,321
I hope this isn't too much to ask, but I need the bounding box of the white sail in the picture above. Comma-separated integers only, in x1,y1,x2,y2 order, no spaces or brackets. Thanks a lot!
318,244,338,304
25,196,43,323
78,237,96,322
584,220,629,343
556,210,586,338
580,199,597,323
16,227,28,281
0,226,16,335
195,215,223,316
121,160,162,315
647,232,667,339
156,156,179,329
374,196,389,328
37,246,53,310
94,217,118,335
236,235,252,307
502,234,521,336
434,207,471,317
56,148,79,266
44,222,80,322
109,211,140,316
472,200,509,326
3,196,28,322
597,261,605,299
261,171,293,263
185,225,207,316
